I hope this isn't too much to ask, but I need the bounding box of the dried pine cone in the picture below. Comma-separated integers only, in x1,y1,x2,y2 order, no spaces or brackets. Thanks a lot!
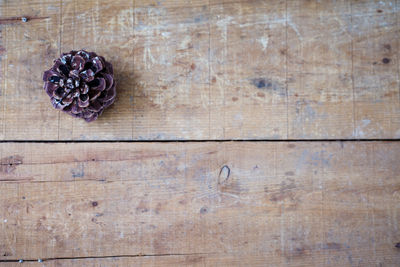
43,50,116,122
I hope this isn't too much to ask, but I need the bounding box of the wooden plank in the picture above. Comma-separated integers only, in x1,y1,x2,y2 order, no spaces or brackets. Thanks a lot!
0,12,5,140
132,0,211,140
0,254,301,267
209,0,288,139
0,0,399,140
1,142,399,265
352,6,400,138
0,1,61,140
286,1,354,139
59,0,135,140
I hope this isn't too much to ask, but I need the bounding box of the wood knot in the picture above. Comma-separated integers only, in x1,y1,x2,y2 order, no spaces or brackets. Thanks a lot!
218,165,230,184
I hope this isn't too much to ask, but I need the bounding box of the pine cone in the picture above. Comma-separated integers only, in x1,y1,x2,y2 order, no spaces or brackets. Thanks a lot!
43,50,116,122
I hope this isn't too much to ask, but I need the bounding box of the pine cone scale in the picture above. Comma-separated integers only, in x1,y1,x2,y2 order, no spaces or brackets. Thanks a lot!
44,82,57,97
78,94,90,108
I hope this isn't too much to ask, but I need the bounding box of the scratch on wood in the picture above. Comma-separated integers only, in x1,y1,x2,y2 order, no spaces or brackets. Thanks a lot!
0,16,50,25
258,36,269,51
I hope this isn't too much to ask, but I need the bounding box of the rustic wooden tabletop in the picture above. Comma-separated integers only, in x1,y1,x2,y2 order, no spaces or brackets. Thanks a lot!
0,0,399,266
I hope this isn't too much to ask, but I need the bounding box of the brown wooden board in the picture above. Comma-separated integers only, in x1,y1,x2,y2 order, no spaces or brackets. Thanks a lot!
1,142,399,265
1,1,399,266
0,0,398,140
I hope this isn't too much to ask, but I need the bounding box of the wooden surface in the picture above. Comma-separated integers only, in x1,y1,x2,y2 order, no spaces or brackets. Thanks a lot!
0,0,398,140
1,0,400,266
0,142,399,266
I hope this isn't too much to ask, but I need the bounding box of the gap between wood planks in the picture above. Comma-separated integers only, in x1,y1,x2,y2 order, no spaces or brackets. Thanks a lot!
0,252,212,263
0,139,398,143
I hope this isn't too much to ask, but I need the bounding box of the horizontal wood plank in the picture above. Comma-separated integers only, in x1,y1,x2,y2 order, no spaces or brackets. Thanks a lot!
0,0,399,140
0,254,300,267
0,142,399,266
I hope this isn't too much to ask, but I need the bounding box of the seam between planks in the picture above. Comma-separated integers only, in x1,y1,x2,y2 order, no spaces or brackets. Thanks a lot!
397,0,400,104
208,0,211,139
131,0,135,139
0,139,398,143
285,0,289,139
1,1,8,139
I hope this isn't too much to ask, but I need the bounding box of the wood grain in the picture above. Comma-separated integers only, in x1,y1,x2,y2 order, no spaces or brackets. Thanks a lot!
0,0,399,140
59,0,135,140
0,0,60,140
1,2,399,266
0,254,318,267
209,0,288,139
0,142,399,265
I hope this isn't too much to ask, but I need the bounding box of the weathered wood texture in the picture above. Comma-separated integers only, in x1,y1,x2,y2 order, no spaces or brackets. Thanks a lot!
0,0,399,140
0,142,399,265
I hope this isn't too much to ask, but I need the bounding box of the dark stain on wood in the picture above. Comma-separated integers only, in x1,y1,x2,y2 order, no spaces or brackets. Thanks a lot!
382,58,390,64
270,180,297,202
252,78,272,89
155,202,162,214
322,242,342,250
253,78,267,89
71,163,85,178
200,206,208,214
293,247,307,256
0,155,23,174
257,92,265,98
136,200,149,213
185,255,205,264
251,78,285,96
